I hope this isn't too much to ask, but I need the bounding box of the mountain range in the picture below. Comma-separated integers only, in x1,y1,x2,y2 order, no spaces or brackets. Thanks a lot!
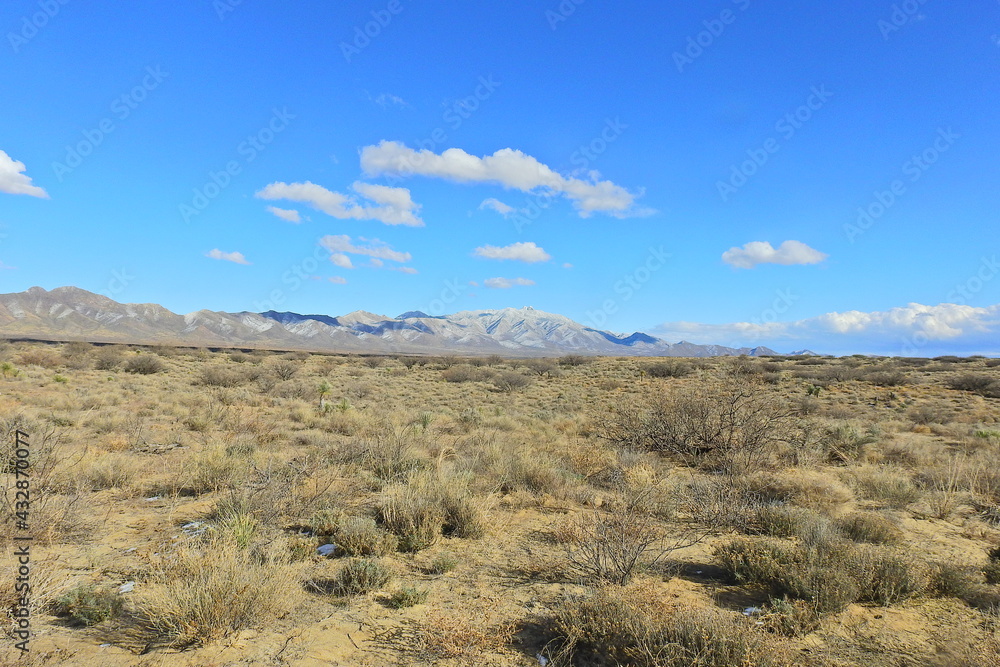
0,286,810,357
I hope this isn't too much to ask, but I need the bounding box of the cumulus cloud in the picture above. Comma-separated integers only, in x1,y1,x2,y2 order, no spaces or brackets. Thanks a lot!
256,180,423,226
360,140,648,218
722,240,828,269
329,253,354,269
205,249,250,265
479,197,515,216
0,150,48,198
484,277,535,289
473,241,551,263
266,206,301,223
319,235,412,270
653,302,1000,356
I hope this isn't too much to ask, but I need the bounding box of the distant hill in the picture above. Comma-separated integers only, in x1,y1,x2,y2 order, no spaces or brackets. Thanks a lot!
0,286,785,357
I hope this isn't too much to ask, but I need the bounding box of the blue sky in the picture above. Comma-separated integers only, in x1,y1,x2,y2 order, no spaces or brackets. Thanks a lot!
1,0,998,355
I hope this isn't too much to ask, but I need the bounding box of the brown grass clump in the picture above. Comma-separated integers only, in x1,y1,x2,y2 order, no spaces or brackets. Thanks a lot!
542,584,791,667
421,597,515,660
133,540,302,647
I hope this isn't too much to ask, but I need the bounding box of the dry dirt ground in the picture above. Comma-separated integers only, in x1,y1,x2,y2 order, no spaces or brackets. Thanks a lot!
1,341,999,666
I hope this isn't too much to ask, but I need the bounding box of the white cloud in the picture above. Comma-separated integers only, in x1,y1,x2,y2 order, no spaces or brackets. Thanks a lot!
328,276,347,284
722,240,828,269
653,302,1000,356
266,206,301,223
484,277,535,289
256,180,423,227
370,92,410,109
370,258,384,268
479,197,515,216
319,235,412,264
0,150,48,198
473,241,551,263
206,249,250,265
393,266,419,275
562,262,573,269
329,253,354,269
360,140,649,218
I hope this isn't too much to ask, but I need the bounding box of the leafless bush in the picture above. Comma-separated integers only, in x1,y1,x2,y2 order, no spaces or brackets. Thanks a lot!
492,370,533,392
597,377,795,472
124,354,164,375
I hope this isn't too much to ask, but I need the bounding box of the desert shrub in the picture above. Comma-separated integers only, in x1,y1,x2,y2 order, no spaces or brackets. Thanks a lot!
748,504,830,539
92,346,125,370
53,584,124,626
950,373,1000,398
716,537,932,613
760,597,822,637
751,470,853,513
863,370,910,387
646,360,692,378
378,483,445,552
986,358,1000,368
332,558,393,595
439,488,489,539
523,358,560,377
267,359,298,380
361,356,383,369
183,447,249,495
343,422,424,483
198,365,249,387
133,541,300,646
124,354,164,375
544,586,791,667
596,376,794,472
836,512,902,544
559,354,590,367
441,364,486,383
491,370,533,392
985,547,1000,585
333,516,397,557
386,585,428,608
429,553,459,574
909,404,952,425
847,467,920,508
823,423,879,462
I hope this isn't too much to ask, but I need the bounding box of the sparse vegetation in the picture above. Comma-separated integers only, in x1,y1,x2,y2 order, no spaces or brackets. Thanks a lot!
1,342,999,664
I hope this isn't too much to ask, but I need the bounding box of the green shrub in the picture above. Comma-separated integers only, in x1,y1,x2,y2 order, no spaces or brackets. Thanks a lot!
386,585,428,608
53,584,124,626
429,553,458,574
333,558,393,595
333,516,397,557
